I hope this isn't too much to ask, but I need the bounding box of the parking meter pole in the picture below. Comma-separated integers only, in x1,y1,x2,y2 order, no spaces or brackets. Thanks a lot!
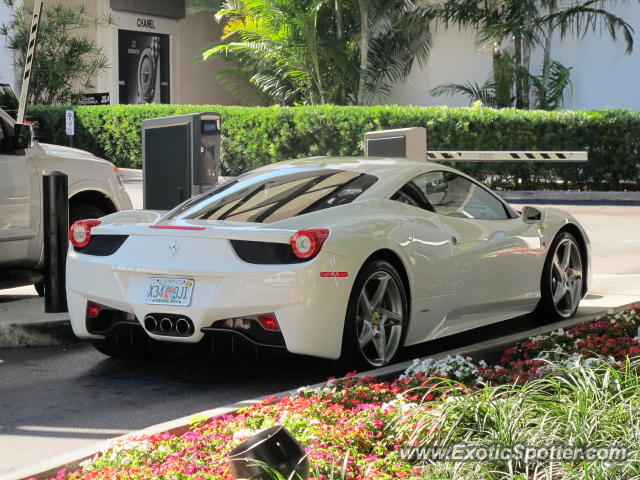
43,172,69,313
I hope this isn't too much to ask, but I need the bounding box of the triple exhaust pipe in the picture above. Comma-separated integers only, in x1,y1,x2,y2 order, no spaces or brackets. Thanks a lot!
144,314,194,336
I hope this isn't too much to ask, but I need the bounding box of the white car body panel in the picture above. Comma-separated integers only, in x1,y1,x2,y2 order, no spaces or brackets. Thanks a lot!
66,157,592,360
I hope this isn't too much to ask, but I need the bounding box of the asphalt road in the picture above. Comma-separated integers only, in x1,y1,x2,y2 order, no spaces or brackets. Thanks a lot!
0,179,638,477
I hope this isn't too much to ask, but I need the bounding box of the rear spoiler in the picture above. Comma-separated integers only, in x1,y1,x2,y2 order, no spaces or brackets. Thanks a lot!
364,127,588,163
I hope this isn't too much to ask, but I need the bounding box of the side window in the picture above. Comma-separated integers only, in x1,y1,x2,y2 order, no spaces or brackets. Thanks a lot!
390,181,434,212
412,171,510,220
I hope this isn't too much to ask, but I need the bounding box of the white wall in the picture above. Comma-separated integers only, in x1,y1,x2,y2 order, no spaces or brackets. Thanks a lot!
0,0,16,90
384,3,640,110
381,25,492,107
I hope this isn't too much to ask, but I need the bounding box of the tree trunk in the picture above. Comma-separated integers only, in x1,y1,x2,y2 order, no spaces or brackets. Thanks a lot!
311,41,326,104
540,7,556,109
514,35,523,109
522,42,531,109
334,0,343,103
357,0,369,106
492,46,510,108
521,15,534,109
335,0,343,40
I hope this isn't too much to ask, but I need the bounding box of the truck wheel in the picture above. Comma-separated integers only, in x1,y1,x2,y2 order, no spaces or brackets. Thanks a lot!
69,203,105,224
34,282,45,297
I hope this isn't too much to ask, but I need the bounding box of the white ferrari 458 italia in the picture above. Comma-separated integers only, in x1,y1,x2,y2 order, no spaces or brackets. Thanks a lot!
67,157,591,369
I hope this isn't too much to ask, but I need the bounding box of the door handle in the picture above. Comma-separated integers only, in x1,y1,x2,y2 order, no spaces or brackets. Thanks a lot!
451,235,460,246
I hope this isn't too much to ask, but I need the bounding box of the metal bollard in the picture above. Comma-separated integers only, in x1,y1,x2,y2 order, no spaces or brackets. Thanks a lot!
43,171,69,313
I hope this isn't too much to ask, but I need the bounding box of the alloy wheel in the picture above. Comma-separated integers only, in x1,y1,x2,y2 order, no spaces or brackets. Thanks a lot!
356,271,404,367
550,237,583,318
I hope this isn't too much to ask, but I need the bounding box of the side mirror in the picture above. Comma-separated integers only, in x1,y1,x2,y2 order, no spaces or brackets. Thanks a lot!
522,205,544,224
13,123,34,150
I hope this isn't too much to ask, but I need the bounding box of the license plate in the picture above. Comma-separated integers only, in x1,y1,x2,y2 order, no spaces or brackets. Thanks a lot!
144,277,194,306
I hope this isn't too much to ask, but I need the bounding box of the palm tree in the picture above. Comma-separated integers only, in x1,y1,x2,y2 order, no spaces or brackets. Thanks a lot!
205,0,433,105
538,0,634,107
204,0,331,104
432,52,573,109
355,0,433,105
428,0,635,109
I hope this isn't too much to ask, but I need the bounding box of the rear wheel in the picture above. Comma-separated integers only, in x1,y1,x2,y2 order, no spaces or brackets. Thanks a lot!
533,232,584,323
341,259,408,370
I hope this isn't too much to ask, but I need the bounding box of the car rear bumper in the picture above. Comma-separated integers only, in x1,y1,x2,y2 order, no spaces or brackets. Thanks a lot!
66,235,359,359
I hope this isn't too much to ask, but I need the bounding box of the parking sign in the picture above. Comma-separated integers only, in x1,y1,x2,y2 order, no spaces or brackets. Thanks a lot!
65,110,74,136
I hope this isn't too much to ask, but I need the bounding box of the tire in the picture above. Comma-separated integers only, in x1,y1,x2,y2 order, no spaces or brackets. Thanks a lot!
340,259,409,370
532,231,584,323
69,203,105,225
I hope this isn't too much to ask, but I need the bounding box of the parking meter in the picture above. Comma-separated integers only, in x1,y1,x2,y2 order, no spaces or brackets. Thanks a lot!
193,113,221,194
142,112,222,209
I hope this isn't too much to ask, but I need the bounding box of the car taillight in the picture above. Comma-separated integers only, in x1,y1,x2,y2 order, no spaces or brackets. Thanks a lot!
257,314,279,331
290,228,329,259
70,219,102,248
86,301,101,318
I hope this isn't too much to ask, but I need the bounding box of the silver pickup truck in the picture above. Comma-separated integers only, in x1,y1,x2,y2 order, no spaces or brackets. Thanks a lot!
0,106,132,292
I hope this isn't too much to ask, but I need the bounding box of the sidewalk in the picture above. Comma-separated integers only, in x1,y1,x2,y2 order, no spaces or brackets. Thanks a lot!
0,286,76,348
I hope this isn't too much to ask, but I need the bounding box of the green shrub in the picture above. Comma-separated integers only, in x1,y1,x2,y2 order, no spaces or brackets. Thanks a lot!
27,104,640,190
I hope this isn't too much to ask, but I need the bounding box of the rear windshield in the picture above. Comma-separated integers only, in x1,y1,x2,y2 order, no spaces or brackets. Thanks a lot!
167,169,377,224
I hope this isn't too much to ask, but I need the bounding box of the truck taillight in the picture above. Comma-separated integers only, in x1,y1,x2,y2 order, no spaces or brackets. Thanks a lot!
112,165,125,189
70,219,102,248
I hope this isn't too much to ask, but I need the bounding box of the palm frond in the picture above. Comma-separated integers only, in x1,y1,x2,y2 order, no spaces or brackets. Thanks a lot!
216,66,272,106
431,81,499,107
545,60,572,109
545,1,635,54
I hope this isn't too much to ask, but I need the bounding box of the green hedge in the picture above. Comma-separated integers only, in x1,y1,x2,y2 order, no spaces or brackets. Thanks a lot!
27,104,640,190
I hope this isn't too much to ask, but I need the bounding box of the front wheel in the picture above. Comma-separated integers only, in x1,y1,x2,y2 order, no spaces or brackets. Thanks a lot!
533,232,584,323
341,259,408,370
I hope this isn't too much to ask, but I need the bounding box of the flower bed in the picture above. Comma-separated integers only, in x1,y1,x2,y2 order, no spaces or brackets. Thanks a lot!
49,306,640,480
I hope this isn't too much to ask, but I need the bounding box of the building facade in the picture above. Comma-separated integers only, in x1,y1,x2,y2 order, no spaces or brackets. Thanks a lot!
383,3,640,110
1,0,639,109
0,0,16,90
1,0,234,105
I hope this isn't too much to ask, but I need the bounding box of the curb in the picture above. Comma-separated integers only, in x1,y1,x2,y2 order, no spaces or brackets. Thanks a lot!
0,320,78,348
117,167,142,179
498,190,640,204
0,294,78,348
0,295,77,348
118,168,230,185
9,301,637,480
